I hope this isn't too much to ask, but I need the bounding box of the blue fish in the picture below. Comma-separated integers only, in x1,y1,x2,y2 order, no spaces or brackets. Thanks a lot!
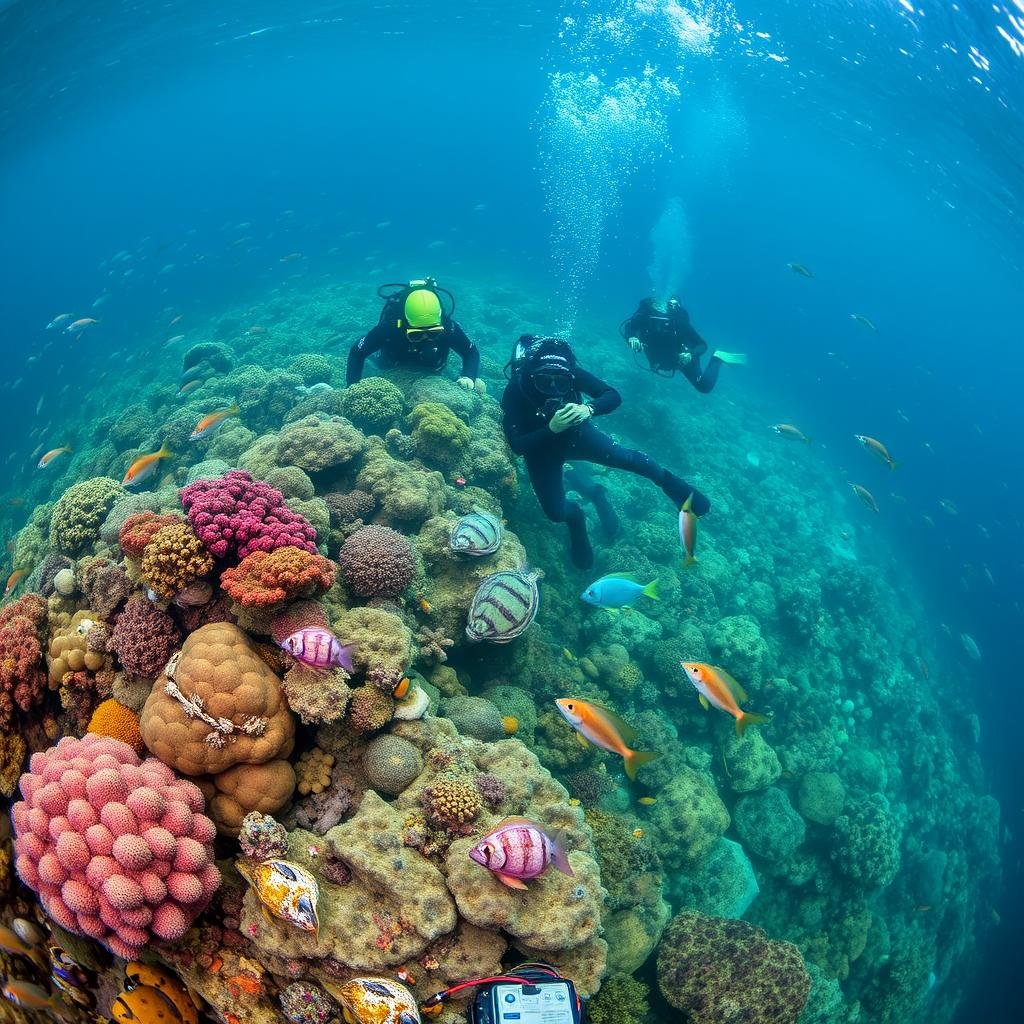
581,573,659,609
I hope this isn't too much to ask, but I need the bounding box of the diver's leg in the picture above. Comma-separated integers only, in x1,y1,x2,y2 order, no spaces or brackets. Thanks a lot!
528,455,594,568
565,463,620,539
690,353,723,393
575,424,711,515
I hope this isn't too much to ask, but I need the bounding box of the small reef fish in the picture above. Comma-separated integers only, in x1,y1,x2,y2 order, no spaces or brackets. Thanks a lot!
680,662,770,736
632,828,645,838
787,262,814,278
678,493,698,566
38,445,72,468
64,317,99,334
165,334,185,345
237,859,320,936
321,977,420,1024
177,379,203,397
468,817,573,889
2,979,69,1016
189,403,240,440
850,313,877,332
46,313,73,330
465,568,540,643
854,434,897,470
0,924,48,973
581,572,659,609
5,568,27,596
554,697,660,780
392,676,411,699
771,423,811,443
417,596,432,614
246,325,267,334
449,507,503,555
960,633,982,661
279,627,356,672
939,498,959,516
637,796,657,805
851,483,880,513
123,444,173,487
123,961,199,1024
395,968,416,986
280,252,304,262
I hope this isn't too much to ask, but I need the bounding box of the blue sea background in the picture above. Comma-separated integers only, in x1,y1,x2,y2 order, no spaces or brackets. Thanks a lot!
0,0,1020,1019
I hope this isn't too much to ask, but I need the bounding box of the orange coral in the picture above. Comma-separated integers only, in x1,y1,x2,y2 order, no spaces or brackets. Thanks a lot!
219,546,336,608
119,511,184,558
141,521,215,600
87,697,144,753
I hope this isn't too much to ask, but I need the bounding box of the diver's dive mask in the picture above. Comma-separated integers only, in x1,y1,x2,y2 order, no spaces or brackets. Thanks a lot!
406,324,445,343
531,366,573,398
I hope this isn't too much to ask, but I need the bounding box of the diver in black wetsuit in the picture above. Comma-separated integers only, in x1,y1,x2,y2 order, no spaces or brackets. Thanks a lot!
346,278,482,388
500,335,711,569
620,296,746,393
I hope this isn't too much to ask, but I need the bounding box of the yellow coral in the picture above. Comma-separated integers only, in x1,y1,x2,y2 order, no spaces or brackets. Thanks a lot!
141,522,214,600
423,775,483,827
47,610,110,687
501,715,520,735
615,663,644,691
87,698,145,753
295,747,335,796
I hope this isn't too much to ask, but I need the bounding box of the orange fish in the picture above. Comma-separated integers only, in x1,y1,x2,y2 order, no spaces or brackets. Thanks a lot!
392,677,411,699
38,446,72,468
554,698,661,780
123,444,172,487
418,596,432,614
851,483,880,513
680,662,770,736
854,434,897,470
4,568,27,597
189,403,240,441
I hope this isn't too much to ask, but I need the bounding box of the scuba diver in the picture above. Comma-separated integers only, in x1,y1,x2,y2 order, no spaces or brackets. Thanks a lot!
346,278,483,388
620,296,746,393
501,335,710,569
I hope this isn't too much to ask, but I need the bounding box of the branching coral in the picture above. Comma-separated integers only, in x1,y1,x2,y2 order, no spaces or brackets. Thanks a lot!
0,594,48,731
220,546,336,608
416,625,454,663
79,557,134,618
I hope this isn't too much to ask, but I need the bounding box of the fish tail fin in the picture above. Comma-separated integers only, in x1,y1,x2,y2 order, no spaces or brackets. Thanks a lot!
643,578,660,600
624,749,661,781
229,401,241,414
158,443,173,458
736,712,770,737
803,436,812,444
549,830,575,876
889,459,898,470
682,494,693,513
683,554,698,568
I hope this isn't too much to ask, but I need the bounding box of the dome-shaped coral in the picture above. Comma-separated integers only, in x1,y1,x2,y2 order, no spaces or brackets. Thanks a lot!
340,377,405,434
338,525,415,599
220,546,336,608
275,415,366,472
323,490,375,528
119,511,185,559
361,734,423,796
347,685,394,733
50,477,124,556
422,775,483,829
141,522,215,600
10,734,220,961
87,698,144,753
407,402,471,467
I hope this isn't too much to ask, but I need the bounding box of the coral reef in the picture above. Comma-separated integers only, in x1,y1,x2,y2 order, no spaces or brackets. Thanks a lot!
338,524,416,598
276,414,366,472
220,546,336,607
0,593,48,731
110,597,182,680
140,522,215,600
86,698,145,753
362,734,424,796
340,376,405,434
49,477,123,555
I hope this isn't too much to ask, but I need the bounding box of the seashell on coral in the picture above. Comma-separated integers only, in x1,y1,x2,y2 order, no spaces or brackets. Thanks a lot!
392,684,429,721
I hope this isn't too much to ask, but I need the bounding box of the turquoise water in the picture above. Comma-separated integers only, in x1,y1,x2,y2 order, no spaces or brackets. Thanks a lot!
0,2,1019,1023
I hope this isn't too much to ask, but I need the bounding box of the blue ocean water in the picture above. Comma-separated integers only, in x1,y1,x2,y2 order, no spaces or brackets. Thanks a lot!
0,1,1021,1021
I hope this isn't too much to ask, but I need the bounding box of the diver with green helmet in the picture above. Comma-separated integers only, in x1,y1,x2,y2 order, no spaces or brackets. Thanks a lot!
345,278,483,389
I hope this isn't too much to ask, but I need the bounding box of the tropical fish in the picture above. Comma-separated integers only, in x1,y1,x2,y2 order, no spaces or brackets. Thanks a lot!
939,498,959,516
165,334,185,345
637,796,657,805
554,698,660,780
850,483,880,512
854,434,897,469
64,317,99,333
38,445,72,468
247,325,267,334
112,984,191,1024
449,507,503,555
679,493,698,566
580,572,659,609
168,314,184,326
123,444,173,487
417,596,432,614
0,924,48,972
123,962,199,1024
321,977,419,1024
771,423,811,443
177,379,203,397
237,859,320,936
11,919,45,947
787,262,814,278
280,252,304,263
632,828,645,838
392,676,411,699
4,568,27,596
468,817,573,889
501,715,519,734
850,313,877,331
2,978,69,1016
279,627,356,672
960,633,981,661
48,945,96,1010
45,313,72,330
189,403,240,441
680,662,770,736
465,568,540,643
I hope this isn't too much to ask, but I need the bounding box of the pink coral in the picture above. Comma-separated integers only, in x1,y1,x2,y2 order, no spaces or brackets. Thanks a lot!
0,594,48,731
109,597,182,680
11,734,220,960
337,525,415,599
180,470,318,560
220,547,336,608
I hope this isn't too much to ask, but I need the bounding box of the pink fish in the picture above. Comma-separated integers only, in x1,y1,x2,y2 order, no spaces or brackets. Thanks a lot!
279,628,355,672
468,817,573,889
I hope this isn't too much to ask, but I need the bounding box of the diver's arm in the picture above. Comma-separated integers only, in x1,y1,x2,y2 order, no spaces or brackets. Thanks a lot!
448,321,481,379
345,326,385,385
575,368,622,415
501,389,552,455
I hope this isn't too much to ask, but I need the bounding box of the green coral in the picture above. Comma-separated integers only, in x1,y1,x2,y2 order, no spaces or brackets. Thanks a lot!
340,377,405,434
647,767,730,870
265,465,315,501
287,353,336,384
333,605,414,681
734,786,806,862
481,684,538,743
356,437,446,525
722,729,782,793
830,795,902,888
362,734,424,796
49,477,123,556
707,614,770,684
407,401,471,467
796,771,846,825
586,808,661,910
586,974,651,1024
276,414,366,472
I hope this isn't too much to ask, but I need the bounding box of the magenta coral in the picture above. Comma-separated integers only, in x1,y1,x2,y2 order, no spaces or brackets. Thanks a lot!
0,594,48,731
337,524,415,599
11,734,220,961
180,470,318,560
109,597,182,680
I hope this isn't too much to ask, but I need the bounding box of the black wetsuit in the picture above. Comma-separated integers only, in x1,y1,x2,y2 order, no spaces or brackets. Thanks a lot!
501,365,710,568
622,304,722,393
346,314,480,385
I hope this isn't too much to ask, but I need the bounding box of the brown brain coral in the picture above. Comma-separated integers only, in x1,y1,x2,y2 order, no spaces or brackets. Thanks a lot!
422,775,483,829
338,525,416,599
139,622,295,777
141,522,215,600
361,734,423,797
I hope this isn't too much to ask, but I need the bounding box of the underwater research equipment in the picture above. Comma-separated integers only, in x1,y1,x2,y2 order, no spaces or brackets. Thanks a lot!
421,963,585,1024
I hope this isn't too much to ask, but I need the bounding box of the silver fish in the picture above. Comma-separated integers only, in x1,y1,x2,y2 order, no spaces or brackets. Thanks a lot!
465,569,540,644
449,508,502,556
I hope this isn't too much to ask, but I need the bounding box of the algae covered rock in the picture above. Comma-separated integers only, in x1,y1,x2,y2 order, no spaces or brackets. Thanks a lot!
722,728,782,792
708,614,771,685
647,766,730,870
672,837,760,919
830,794,902,888
796,771,846,825
734,786,806,862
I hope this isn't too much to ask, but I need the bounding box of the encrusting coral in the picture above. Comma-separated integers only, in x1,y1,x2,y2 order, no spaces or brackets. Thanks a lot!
86,697,145,753
110,597,182,680
220,546,336,608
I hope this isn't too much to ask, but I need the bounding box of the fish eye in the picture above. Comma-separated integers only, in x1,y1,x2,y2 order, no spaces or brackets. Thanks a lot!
482,843,493,855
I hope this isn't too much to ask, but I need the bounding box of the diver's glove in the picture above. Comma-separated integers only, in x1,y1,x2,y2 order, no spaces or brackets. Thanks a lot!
457,376,475,390
627,336,643,352
549,403,592,433
713,350,748,365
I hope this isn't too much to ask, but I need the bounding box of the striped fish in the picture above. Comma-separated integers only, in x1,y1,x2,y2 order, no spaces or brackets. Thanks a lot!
449,507,503,555
279,628,356,672
468,817,573,889
465,569,540,643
